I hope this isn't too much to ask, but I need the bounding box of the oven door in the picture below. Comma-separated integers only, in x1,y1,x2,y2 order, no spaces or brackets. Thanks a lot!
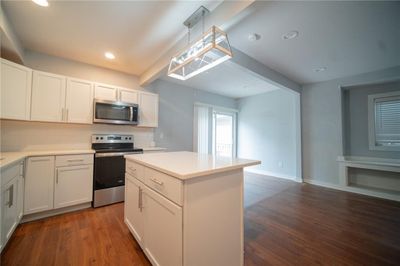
94,100,138,125
94,154,125,190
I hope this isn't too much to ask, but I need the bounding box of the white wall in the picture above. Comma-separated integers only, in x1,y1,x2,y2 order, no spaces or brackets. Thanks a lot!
302,66,400,185
237,89,300,180
24,50,141,89
1,51,154,151
148,79,237,152
0,120,153,151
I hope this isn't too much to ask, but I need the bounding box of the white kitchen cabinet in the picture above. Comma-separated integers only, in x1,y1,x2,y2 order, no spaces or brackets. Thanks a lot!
1,178,18,247
124,174,145,246
31,71,66,122
94,83,117,101
65,78,94,124
139,92,159,127
54,164,93,209
0,58,32,120
143,186,182,266
1,159,24,250
24,156,55,214
119,88,138,104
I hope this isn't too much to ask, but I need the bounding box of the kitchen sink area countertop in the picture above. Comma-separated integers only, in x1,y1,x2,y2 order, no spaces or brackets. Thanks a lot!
0,149,95,169
124,151,260,180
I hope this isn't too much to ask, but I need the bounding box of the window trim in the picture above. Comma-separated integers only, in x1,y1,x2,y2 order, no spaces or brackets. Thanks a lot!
368,90,400,151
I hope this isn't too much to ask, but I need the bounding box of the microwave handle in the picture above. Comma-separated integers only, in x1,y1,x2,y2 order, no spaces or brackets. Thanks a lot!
129,106,134,122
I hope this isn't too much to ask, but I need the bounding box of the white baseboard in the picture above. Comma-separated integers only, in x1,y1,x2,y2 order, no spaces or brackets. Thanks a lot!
304,178,400,202
245,168,301,182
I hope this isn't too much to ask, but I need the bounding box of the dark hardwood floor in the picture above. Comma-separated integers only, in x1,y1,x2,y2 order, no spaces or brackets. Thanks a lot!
2,173,400,265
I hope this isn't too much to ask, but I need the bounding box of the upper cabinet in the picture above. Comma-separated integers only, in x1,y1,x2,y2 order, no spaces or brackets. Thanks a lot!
0,59,32,120
31,71,66,122
94,83,117,101
0,60,158,127
66,78,93,124
119,88,138,104
139,92,159,127
31,71,93,124
94,84,139,104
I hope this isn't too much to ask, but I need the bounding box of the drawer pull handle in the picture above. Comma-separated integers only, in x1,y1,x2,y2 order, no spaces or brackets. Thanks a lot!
67,159,84,162
150,178,164,186
128,167,136,172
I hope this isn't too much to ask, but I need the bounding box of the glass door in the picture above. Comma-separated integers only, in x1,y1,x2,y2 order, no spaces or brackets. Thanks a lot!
213,111,236,157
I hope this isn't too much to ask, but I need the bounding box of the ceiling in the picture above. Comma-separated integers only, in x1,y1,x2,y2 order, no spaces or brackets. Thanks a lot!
2,1,399,97
227,1,400,84
1,0,222,75
161,61,280,99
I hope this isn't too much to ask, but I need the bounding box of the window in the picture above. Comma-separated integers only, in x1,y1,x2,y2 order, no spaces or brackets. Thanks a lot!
193,103,237,157
368,91,400,151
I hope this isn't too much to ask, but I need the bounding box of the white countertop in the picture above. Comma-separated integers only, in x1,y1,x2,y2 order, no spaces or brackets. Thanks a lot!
125,151,260,180
0,149,95,169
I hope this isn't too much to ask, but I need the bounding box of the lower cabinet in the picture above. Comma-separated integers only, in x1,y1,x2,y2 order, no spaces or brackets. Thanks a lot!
24,156,55,214
24,154,93,215
54,164,93,209
125,173,182,266
125,175,144,245
2,178,18,246
1,160,24,252
143,186,182,266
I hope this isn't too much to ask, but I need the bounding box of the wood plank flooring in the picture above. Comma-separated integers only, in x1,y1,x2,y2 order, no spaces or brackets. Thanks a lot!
2,173,400,265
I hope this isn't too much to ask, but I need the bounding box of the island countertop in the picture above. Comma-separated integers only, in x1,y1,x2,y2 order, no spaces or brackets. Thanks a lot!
124,151,260,180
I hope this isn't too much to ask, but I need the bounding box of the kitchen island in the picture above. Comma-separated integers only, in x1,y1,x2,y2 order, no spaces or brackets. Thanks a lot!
124,151,260,266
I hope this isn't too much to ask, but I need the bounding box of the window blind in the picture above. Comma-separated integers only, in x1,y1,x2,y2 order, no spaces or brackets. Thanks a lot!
375,96,400,145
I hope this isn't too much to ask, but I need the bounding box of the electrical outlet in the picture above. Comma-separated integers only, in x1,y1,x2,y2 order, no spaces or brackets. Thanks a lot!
278,161,283,168
159,132,164,139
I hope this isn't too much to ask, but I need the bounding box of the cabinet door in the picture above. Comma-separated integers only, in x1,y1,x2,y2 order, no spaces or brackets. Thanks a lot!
119,88,138,104
1,178,18,245
31,71,66,122
94,84,117,101
0,59,32,120
139,92,159,127
143,186,182,266
66,78,94,124
24,156,55,214
54,165,93,209
17,173,24,221
125,175,144,246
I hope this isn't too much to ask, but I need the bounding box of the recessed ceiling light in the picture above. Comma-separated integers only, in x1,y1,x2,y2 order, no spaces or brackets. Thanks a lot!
104,52,115,60
248,33,261,42
314,67,327,72
32,0,49,7
282,30,299,40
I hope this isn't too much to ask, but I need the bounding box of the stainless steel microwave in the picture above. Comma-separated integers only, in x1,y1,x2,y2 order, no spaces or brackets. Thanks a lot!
93,99,139,125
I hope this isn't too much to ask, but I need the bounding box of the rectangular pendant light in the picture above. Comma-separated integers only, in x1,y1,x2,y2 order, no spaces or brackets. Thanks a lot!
168,26,233,81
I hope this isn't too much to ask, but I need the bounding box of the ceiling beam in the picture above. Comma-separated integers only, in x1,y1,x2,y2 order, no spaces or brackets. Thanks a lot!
228,47,301,93
139,0,256,87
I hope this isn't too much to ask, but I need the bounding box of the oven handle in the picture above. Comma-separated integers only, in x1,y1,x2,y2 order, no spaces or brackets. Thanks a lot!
95,152,142,158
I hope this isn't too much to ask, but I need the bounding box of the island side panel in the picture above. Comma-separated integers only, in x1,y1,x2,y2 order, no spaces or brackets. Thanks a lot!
183,168,244,266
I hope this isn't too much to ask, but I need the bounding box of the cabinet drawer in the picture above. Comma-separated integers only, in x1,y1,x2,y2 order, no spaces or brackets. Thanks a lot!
1,161,22,187
56,154,93,167
126,160,145,183
144,167,182,206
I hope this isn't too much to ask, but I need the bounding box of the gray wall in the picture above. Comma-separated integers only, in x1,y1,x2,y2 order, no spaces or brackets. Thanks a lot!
237,89,298,179
148,79,237,151
302,66,400,185
343,80,400,158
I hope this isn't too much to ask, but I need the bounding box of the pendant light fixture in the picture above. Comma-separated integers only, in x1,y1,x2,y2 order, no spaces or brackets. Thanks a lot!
168,6,233,81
